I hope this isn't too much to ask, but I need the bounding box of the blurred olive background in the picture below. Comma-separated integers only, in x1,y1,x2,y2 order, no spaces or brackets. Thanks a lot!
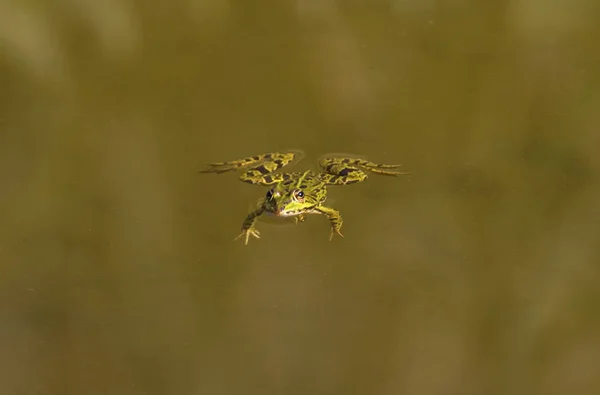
1,1,600,394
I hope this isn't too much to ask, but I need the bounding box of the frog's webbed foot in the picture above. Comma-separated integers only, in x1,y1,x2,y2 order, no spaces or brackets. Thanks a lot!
235,227,261,245
329,226,344,241
236,208,264,245
315,206,344,241
199,161,240,174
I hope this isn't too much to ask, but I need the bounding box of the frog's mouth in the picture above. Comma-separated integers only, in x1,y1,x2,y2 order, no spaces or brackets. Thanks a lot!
262,204,291,217
269,203,301,217
263,209,296,218
276,209,297,217
276,204,316,217
264,198,309,217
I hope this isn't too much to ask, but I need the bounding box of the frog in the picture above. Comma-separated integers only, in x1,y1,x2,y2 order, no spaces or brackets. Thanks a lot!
200,151,410,245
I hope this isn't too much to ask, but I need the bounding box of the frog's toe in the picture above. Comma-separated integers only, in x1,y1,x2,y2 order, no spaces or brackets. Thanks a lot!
235,228,261,245
328,228,344,241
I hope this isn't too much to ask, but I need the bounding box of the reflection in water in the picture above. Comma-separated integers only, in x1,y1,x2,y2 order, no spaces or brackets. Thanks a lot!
1,1,599,394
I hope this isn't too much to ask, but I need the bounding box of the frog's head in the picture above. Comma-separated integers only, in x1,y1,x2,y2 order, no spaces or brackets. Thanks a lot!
262,183,321,217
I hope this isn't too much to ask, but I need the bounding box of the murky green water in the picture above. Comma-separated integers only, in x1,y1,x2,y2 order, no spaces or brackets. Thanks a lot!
2,1,599,394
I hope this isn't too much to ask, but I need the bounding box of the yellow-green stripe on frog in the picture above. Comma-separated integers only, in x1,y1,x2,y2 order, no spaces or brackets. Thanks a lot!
200,152,410,245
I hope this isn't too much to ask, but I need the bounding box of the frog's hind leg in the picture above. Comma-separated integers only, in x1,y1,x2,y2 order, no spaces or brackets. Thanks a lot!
200,152,295,174
200,151,300,185
318,156,411,185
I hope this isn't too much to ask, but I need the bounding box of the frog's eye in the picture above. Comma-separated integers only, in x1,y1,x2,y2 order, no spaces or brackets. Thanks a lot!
294,190,305,201
266,189,273,200
296,190,304,198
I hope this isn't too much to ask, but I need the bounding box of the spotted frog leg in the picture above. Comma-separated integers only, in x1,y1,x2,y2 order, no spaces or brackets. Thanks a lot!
314,156,411,239
317,156,411,185
199,151,299,185
200,152,301,244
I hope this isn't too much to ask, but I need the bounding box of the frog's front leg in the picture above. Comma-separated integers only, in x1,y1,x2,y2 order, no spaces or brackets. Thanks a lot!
235,207,264,245
294,214,307,225
315,206,344,240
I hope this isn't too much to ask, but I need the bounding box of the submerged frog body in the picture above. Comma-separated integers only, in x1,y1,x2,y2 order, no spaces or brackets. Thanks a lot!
200,151,410,245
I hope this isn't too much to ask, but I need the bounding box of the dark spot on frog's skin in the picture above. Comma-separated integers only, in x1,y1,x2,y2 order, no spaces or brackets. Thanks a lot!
264,153,272,159
253,156,260,160
339,168,353,177
255,165,270,174
342,158,350,163
273,159,283,168
263,175,273,183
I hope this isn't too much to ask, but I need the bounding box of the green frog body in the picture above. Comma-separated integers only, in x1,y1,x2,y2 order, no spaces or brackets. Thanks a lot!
200,151,410,244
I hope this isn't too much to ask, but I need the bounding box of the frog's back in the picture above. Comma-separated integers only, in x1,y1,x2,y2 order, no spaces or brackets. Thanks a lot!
277,170,326,198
